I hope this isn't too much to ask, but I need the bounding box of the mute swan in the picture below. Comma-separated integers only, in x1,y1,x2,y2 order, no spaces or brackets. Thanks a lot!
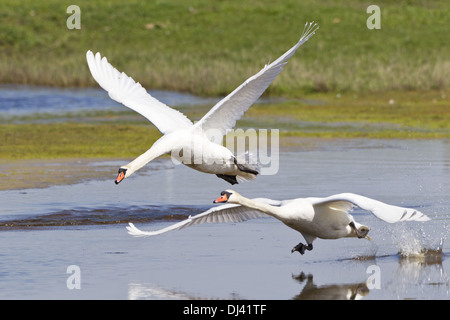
86,22,318,185
127,190,430,255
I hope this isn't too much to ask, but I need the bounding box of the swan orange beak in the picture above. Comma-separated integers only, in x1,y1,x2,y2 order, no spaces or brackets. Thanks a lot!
213,193,228,203
115,171,125,185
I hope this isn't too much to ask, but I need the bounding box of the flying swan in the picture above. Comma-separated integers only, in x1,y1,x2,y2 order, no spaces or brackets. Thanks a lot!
126,190,430,255
86,22,319,185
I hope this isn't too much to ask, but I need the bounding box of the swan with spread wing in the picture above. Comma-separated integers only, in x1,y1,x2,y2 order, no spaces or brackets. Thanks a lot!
127,190,430,255
86,22,318,185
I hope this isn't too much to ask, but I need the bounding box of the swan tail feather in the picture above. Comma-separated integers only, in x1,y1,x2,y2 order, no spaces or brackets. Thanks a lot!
236,172,258,183
235,151,260,172
234,150,260,183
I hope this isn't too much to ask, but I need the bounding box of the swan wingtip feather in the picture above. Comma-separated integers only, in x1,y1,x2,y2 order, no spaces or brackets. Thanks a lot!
126,222,149,237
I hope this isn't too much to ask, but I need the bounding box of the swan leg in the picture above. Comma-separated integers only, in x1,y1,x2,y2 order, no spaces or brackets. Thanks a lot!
216,174,238,185
291,242,313,255
233,157,259,175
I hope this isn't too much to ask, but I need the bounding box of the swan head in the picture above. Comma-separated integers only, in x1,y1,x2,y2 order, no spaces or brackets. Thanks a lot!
350,223,371,240
115,167,129,184
213,190,240,204
357,225,370,240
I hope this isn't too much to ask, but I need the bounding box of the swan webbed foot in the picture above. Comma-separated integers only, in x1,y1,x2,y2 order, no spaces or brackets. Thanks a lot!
291,242,313,255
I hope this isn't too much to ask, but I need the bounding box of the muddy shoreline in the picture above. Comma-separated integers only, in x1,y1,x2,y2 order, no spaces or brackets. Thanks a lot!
0,158,122,191
0,137,338,191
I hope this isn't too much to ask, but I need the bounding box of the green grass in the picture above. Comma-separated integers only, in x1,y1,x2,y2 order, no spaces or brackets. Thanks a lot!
0,122,161,160
0,0,449,95
247,91,449,132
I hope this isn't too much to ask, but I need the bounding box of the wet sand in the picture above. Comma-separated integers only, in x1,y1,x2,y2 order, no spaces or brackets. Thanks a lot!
0,158,121,191
0,137,402,191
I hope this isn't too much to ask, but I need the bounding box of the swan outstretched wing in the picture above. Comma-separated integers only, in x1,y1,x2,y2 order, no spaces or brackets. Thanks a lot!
86,51,193,134
193,22,319,139
126,198,281,237
309,193,430,223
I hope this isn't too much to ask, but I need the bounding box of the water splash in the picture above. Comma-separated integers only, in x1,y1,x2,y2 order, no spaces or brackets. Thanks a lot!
389,223,445,258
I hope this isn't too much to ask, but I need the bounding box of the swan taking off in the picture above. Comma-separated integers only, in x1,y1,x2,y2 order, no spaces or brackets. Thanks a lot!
127,190,430,255
86,22,319,185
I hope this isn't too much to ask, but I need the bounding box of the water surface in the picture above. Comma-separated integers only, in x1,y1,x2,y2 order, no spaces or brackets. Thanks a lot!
0,139,448,300
0,84,222,117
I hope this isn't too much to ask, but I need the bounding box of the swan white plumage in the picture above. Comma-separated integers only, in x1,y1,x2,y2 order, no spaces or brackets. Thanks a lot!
86,22,319,185
126,189,430,255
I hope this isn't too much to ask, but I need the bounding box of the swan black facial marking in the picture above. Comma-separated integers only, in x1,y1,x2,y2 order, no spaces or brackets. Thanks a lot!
221,191,232,199
115,168,127,185
213,191,233,203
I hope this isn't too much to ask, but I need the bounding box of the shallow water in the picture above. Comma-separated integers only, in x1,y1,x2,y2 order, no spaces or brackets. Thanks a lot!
0,139,449,300
0,84,222,117
0,84,288,119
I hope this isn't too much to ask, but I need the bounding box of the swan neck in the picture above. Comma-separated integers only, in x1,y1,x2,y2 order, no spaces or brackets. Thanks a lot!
127,142,167,174
237,196,277,217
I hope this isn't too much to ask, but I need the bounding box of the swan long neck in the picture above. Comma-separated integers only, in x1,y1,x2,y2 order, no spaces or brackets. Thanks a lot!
235,195,280,218
126,140,168,175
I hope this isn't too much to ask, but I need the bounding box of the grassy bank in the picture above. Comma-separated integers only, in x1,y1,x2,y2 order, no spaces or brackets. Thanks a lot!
246,90,449,138
0,1,448,161
0,122,161,160
0,0,449,95
1,91,448,160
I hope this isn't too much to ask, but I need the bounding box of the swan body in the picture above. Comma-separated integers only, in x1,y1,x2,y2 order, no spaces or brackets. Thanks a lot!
86,22,319,185
127,190,430,255
119,129,243,176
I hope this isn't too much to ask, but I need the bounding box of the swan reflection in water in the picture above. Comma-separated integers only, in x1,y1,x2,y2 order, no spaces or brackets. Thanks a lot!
292,272,370,300
293,247,448,300
126,249,447,300
388,247,449,298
